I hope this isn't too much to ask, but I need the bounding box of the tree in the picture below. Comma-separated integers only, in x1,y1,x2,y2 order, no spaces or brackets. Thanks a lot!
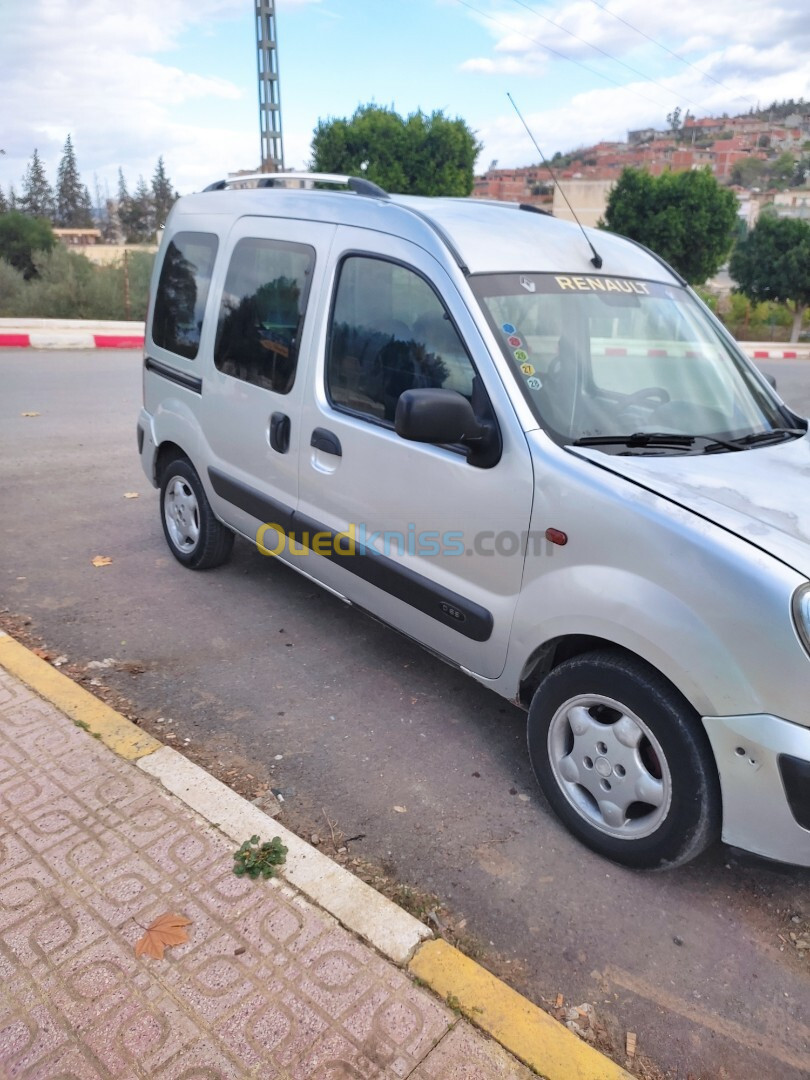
151,157,176,228
730,157,767,187
601,167,738,284
792,157,810,187
0,186,7,214
100,197,120,243
117,170,154,242
19,149,55,220
55,134,93,227
79,184,95,224
132,175,155,240
0,210,56,277
730,214,810,342
666,107,682,135
766,151,797,190
311,104,481,196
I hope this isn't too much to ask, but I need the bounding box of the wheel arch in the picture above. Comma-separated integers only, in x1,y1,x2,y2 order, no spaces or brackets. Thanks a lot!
155,440,190,486
518,635,682,710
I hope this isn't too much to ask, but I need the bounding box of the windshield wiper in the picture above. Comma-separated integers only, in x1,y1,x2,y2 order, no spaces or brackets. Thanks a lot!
572,432,744,452
725,427,806,448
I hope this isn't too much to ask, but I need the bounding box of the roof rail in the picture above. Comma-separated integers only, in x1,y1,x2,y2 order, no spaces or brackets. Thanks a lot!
202,172,389,199
519,203,552,217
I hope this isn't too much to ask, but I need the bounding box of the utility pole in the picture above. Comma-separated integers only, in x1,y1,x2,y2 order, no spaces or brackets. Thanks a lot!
255,0,284,172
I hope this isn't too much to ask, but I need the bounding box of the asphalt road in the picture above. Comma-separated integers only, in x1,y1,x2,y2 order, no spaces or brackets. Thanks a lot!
1,350,809,1080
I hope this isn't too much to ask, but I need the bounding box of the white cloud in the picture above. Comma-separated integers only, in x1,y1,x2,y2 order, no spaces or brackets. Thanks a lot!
461,56,542,75
458,0,810,91
0,0,260,196
456,0,810,165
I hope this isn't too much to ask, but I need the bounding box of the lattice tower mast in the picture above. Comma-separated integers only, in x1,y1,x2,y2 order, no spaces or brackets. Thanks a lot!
255,0,284,171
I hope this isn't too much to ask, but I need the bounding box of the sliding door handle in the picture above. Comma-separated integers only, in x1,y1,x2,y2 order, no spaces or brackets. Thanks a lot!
270,412,290,454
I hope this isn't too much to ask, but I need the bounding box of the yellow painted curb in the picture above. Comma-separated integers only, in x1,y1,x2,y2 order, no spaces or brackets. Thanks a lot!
409,939,632,1080
0,632,162,760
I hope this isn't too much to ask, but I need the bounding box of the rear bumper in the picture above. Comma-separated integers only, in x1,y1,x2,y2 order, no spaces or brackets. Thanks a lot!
703,713,810,867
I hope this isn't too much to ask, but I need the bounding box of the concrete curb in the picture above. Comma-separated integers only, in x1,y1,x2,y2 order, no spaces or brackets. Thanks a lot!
0,629,633,1080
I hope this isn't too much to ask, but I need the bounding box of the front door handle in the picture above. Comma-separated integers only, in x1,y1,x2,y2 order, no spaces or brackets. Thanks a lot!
270,412,290,454
311,427,342,457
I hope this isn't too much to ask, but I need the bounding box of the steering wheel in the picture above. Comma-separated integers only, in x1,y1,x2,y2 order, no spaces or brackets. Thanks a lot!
620,386,671,409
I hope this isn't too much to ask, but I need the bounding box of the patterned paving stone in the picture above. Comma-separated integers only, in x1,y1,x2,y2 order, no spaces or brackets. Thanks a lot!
408,1021,538,1079
0,666,478,1079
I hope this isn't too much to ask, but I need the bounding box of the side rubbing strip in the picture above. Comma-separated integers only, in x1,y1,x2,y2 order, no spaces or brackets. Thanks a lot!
207,470,493,641
144,357,203,394
208,468,295,534
292,512,493,642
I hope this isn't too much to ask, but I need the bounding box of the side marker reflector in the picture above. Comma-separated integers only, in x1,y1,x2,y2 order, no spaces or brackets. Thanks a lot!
545,528,568,546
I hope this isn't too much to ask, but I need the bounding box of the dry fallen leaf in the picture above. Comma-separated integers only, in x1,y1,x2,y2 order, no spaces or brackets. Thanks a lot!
626,1032,637,1058
393,805,407,813
92,555,113,567
32,647,53,660
135,913,192,959
123,492,140,499
20,411,40,417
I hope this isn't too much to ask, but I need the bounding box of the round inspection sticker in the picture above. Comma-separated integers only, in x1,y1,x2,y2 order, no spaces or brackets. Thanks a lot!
526,376,542,390
520,362,535,376
514,349,528,362
502,323,516,334
508,335,522,347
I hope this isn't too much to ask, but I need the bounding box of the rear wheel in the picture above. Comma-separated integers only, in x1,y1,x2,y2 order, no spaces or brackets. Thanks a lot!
527,649,720,869
160,457,234,570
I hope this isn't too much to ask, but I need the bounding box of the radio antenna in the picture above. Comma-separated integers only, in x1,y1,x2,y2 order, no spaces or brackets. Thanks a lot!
507,92,603,270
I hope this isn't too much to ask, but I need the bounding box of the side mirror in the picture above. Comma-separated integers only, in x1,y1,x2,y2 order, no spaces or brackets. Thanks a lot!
763,372,777,390
395,388,500,467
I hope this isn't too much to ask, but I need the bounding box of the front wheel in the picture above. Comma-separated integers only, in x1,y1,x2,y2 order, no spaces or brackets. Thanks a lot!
160,457,234,570
527,650,721,869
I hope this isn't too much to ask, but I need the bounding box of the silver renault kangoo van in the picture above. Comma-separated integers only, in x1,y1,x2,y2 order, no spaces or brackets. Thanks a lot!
138,173,810,870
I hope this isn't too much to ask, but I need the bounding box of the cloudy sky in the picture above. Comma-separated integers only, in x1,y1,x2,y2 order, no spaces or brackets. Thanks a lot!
1,0,809,201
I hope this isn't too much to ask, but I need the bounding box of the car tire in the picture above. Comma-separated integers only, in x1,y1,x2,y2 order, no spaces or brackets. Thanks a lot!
160,457,234,570
527,649,721,869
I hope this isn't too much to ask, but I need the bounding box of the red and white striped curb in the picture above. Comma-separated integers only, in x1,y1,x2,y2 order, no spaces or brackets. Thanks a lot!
0,332,145,348
0,319,145,349
746,347,808,360
0,321,806,359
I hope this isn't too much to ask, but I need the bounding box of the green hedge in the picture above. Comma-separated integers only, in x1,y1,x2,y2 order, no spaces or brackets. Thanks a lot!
0,248,154,321
696,287,806,341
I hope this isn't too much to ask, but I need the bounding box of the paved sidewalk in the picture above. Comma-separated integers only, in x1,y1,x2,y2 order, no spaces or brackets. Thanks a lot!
0,665,538,1080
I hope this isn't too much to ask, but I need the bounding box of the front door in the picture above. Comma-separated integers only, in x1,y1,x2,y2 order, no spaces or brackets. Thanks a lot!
296,227,535,679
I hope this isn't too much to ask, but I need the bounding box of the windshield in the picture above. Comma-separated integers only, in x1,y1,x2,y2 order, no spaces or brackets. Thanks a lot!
471,273,799,453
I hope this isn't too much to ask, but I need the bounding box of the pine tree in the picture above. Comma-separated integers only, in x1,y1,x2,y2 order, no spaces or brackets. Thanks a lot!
117,171,155,242
132,175,155,241
8,185,18,210
79,184,95,225
19,150,55,219
55,135,93,227
151,157,176,228
117,168,137,242
0,186,7,214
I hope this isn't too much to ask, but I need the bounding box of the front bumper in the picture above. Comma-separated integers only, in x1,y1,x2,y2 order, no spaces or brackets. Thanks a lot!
703,713,810,867
137,407,159,488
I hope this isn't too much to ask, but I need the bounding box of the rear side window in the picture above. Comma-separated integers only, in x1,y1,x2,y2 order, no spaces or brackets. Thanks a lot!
327,256,475,423
214,237,315,394
151,232,218,360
